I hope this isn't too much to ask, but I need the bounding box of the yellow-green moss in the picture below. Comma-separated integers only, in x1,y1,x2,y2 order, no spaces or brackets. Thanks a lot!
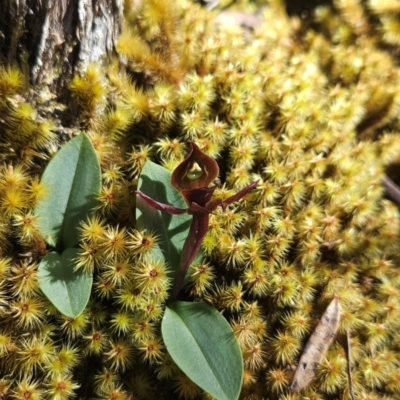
1,0,400,398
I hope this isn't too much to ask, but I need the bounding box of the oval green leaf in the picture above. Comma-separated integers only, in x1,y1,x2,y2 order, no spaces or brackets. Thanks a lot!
136,160,202,277
37,248,93,318
162,301,243,400
35,133,101,250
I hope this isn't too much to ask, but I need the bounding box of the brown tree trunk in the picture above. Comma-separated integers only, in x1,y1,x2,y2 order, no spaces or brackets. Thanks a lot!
0,0,122,94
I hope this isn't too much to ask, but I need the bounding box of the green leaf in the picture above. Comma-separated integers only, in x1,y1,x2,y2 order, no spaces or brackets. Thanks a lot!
37,248,93,318
162,301,243,400
136,160,202,277
35,133,101,250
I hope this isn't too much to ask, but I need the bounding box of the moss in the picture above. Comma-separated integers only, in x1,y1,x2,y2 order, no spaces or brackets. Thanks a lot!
1,0,400,398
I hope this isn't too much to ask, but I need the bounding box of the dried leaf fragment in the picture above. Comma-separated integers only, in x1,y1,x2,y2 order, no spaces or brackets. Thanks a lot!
290,295,341,392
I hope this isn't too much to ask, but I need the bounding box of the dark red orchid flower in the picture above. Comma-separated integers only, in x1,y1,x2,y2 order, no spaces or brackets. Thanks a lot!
136,142,258,301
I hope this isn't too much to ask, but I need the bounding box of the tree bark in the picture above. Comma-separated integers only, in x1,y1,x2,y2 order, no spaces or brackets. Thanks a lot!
0,0,122,93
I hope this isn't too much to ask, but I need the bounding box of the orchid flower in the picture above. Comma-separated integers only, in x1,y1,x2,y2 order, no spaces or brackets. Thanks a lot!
136,142,258,301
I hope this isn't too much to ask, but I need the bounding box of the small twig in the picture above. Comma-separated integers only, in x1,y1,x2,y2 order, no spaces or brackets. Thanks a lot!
382,176,400,206
345,329,355,400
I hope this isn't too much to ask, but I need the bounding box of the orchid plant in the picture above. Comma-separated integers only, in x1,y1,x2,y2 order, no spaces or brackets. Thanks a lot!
136,142,258,301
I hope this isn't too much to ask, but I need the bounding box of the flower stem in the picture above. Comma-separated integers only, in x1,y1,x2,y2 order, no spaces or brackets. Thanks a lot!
168,213,209,302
